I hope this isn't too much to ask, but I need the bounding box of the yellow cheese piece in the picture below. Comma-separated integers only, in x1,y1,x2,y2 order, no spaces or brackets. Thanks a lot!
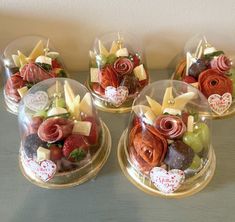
17,50,27,67
146,96,162,116
17,86,28,98
73,95,81,120
28,40,44,60
132,105,151,116
64,82,75,113
115,48,129,57
98,40,109,57
72,121,92,136
90,68,99,82
187,115,194,132
109,41,119,54
133,64,147,81
144,109,156,125
161,87,173,111
79,93,93,116
173,92,196,110
37,147,50,162
12,54,20,67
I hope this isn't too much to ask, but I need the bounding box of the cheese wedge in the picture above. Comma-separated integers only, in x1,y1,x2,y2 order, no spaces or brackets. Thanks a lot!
90,68,99,82
187,115,194,132
133,64,147,81
47,107,68,117
115,48,129,57
173,92,197,110
161,87,173,111
79,93,93,116
17,86,28,98
28,40,44,60
12,54,20,67
132,105,150,116
144,109,156,125
109,41,119,54
37,147,50,162
47,82,63,98
98,40,109,57
64,81,75,113
146,96,162,115
17,50,27,67
72,121,92,136
73,95,81,120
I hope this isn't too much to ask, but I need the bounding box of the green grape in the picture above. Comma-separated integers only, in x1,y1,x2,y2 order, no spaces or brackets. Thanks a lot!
53,98,66,108
34,110,47,118
189,154,201,170
183,132,204,153
194,123,210,147
107,54,117,64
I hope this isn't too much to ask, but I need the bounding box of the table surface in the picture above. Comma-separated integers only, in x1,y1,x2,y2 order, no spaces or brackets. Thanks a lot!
0,70,234,222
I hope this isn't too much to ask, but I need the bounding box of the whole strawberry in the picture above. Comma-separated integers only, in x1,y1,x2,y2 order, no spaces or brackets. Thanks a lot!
63,134,89,162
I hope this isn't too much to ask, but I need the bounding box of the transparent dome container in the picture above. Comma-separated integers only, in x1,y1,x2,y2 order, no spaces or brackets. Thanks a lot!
173,35,235,118
18,78,111,188
2,35,68,115
87,32,149,113
118,80,216,198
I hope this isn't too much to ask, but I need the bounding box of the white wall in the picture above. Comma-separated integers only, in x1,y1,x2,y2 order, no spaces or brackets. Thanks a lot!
1,0,235,72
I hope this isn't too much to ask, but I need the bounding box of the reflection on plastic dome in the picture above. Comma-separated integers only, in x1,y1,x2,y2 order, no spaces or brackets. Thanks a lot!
18,78,111,188
173,35,235,118
2,35,68,114
118,80,216,197
88,32,149,112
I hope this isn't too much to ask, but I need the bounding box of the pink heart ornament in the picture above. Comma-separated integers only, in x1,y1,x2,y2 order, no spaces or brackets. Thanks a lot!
150,167,185,194
24,91,49,111
105,86,129,107
25,159,56,182
208,93,232,115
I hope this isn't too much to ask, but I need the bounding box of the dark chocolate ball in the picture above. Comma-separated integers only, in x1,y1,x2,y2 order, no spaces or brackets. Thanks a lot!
164,140,194,170
23,133,47,158
188,59,209,79
120,74,139,94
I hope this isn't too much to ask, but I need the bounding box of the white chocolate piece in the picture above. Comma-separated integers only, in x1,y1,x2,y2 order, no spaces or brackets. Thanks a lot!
35,55,52,65
163,108,182,116
98,40,109,57
115,48,129,57
187,115,194,132
204,47,217,55
17,86,28,98
109,41,119,54
28,40,44,60
146,96,162,115
133,64,147,81
46,52,60,59
12,54,20,67
79,93,93,116
72,121,92,136
47,107,68,117
90,68,99,83
37,147,50,162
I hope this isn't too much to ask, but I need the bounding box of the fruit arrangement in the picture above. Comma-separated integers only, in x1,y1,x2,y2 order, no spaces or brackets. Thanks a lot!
89,33,148,108
20,79,101,182
174,37,234,116
3,39,67,113
127,83,212,194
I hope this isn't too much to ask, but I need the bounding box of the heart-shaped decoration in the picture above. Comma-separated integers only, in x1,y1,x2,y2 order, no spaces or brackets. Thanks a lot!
208,93,232,115
25,159,56,182
105,86,129,107
24,91,49,111
150,167,185,194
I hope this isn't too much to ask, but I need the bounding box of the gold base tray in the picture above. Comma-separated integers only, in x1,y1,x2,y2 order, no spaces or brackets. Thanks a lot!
19,121,111,189
117,129,216,198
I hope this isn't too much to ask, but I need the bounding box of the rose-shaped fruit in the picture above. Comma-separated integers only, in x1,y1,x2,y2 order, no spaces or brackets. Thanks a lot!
198,69,233,98
5,73,27,102
20,62,54,83
98,65,118,89
210,55,231,74
154,115,186,139
113,58,134,76
38,117,74,143
129,122,167,173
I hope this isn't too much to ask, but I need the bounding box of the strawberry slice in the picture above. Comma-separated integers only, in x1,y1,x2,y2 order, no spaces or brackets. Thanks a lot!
82,116,100,145
63,134,89,162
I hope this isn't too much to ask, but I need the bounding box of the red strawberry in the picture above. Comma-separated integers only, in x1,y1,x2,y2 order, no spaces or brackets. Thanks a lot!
50,145,63,161
131,54,140,68
52,59,62,69
82,116,100,145
63,134,89,162
183,76,197,84
92,83,105,96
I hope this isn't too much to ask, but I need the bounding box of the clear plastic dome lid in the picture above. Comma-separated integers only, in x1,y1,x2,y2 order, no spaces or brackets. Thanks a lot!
118,80,215,196
2,35,68,114
88,32,149,112
174,35,235,118
18,78,111,188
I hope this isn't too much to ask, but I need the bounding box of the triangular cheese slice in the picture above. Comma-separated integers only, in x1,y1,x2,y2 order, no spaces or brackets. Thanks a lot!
28,40,44,60
98,40,109,57
161,87,173,111
146,96,162,115
109,41,119,54
173,92,197,110
17,50,27,68
79,93,93,116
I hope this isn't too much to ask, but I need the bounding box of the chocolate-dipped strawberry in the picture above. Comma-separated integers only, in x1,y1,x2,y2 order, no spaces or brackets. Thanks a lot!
164,140,194,170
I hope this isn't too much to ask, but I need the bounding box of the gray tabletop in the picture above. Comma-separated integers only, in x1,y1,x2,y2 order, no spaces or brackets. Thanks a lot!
0,70,234,222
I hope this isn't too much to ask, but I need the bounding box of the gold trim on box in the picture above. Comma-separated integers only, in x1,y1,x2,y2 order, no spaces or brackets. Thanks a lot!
117,129,216,198
19,121,111,189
